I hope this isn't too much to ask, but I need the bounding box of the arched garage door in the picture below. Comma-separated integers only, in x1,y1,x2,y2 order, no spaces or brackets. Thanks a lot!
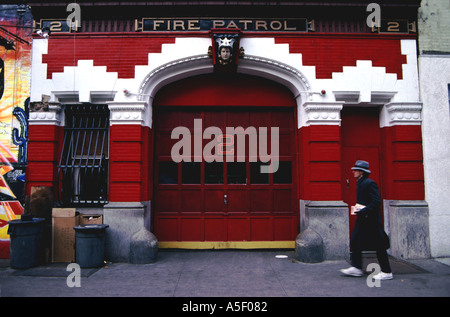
152,74,299,248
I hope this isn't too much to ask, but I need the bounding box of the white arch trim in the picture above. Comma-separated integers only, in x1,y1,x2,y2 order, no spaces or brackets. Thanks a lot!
129,52,330,129
138,54,313,102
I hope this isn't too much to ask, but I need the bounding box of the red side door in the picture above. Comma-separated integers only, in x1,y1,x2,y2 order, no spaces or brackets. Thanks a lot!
341,107,383,241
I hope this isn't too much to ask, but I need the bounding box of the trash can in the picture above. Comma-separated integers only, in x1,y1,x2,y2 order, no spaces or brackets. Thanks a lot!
73,224,109,268
7,216,45,269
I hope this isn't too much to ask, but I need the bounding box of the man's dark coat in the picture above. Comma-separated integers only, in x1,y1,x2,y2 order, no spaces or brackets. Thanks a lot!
350,175,390,251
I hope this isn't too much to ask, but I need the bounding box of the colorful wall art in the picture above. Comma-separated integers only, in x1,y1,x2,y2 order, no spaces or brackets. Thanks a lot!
0,5,32,258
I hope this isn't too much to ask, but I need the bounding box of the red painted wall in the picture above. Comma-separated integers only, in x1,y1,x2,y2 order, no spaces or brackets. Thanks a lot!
141,126,153,202
42,35,176,79
276,35,407,79
154,73,296,107
298,122,424,202
27,123,153,204
381,125,424,200
108,124,152,202
298,125,342,201
107,120,425,204
26,125,64,195
41,33,408,81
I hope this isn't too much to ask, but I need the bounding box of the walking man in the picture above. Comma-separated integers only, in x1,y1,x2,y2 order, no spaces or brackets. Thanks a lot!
340,160,393,280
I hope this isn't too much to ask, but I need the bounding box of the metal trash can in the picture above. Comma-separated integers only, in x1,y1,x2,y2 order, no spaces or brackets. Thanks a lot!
7,217,45,269
73,224,109,268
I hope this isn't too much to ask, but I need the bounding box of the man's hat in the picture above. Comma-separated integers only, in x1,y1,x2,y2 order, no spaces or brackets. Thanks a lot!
351,160,371,173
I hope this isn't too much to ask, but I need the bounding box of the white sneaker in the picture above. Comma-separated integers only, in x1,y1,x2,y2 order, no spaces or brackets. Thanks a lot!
373,272,393,280
340,266,363,277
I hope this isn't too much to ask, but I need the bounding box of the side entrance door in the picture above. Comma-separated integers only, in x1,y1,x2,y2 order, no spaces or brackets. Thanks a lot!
341,107,383,243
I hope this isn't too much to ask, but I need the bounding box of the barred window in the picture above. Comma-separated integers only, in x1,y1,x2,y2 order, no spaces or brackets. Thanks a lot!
58,104,109,206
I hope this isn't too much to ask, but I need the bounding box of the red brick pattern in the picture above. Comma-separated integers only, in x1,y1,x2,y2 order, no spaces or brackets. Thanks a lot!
298,125,342,201
276,36,407,79
41,34,407,80
109,125,152,202
381,125,424,200
26,125,64,195
298,124,424,202
42,35,176,79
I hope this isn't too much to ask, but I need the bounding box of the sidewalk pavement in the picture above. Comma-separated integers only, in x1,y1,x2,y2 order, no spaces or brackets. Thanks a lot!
1,250,449,300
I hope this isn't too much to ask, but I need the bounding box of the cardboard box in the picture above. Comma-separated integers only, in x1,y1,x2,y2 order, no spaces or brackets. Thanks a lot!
52,208,79,262
79,215,103,225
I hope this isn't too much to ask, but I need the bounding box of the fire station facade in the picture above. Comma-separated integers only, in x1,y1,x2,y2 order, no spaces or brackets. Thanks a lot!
27,2,429,262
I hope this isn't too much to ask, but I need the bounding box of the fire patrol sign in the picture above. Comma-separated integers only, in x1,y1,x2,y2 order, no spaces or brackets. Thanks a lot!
135,18,311,32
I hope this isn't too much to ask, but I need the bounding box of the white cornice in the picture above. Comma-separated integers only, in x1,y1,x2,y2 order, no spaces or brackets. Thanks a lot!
28,104,63,126
299,101,344,127
380,102,422,127
108,101,151,127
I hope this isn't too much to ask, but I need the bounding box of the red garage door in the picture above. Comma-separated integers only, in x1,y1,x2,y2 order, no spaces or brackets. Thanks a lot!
152,74,299,248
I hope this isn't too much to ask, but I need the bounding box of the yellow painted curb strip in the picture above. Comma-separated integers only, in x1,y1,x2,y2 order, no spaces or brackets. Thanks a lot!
158,241,295,249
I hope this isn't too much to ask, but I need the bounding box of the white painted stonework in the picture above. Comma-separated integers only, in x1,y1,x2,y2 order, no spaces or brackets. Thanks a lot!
108,102,150,127
30,36,421,129
300,102,344,127
419,55,450,258
379,102,422,128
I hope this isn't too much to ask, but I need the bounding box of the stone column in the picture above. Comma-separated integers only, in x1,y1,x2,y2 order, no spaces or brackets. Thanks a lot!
385,200,430,259
380,102,430,259
295,102,348,261
298,201,349,261
105,102,157,263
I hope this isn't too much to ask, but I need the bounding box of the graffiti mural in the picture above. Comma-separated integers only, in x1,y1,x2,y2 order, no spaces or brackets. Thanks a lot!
0,5,32,258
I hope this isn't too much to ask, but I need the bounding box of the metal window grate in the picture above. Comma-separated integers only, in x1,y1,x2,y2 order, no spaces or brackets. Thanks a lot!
58,104,109,206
